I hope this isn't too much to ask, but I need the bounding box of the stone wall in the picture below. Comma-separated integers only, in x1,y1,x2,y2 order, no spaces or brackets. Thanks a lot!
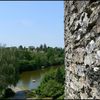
64,1,100,99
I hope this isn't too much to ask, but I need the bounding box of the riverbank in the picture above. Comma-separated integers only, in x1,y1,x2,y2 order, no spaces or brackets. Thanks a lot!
8,65,64,99
8,86,32,99
17,65,62,90
2,86,52,100
10,86,23,92
0,46,64,99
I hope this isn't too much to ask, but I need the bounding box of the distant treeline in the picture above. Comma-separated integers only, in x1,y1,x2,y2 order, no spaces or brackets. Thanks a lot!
2,44,64,73
17,44,64,72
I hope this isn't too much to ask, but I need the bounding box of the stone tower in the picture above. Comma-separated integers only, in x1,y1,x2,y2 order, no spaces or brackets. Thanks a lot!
64,1,100,99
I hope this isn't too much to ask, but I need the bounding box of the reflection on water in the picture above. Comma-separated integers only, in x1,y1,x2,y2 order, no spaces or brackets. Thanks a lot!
17,66,58,90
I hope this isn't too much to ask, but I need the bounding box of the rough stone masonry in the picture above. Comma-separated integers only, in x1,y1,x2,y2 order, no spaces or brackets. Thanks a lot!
64,1,100,99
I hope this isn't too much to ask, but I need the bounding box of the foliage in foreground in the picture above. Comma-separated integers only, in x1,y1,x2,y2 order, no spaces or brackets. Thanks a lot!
36,66,65,99
0,47,19,97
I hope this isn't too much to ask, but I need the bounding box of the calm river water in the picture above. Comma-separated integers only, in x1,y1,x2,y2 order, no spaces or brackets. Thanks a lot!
16,66,59,90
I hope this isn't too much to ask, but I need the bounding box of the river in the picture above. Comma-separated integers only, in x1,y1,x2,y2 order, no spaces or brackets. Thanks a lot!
16,66,59,90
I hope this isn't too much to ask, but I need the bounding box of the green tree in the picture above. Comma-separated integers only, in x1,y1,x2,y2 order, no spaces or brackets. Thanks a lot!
55,67,65,84
37,80,63,98
28,46,35,51
19,45,23,50
0,47,19,96
36,66,64,99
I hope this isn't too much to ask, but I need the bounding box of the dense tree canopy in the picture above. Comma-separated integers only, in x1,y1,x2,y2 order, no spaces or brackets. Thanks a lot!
36,66,65,99
15,44,64,73
0,47,19,96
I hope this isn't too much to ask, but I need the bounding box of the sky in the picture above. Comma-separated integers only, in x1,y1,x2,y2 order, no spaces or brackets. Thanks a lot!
0,1,64,48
